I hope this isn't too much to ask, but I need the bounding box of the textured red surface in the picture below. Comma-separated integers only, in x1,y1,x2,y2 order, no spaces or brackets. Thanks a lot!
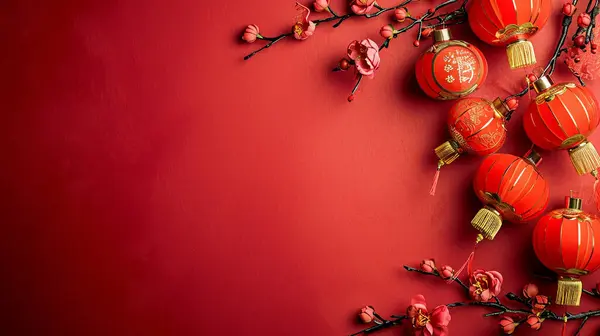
3,0,600,335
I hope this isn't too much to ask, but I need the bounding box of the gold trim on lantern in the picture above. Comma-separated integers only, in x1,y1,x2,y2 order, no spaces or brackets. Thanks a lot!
555,277,583,306
506,40,537,69
471,206,503,240
568,141,600,175
535,83,576,104
495,23,539,41
435,140,461,166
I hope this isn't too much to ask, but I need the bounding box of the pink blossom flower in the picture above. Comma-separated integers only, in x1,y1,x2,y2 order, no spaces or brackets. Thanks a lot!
347,39,381,77
526,315,542,330
564,27,600,80
578,13,591,28
499,316,517,335
313,0,330,12
522,283,539,299
440,265,454,280
242,24,261,43
406,295,451,336
418,259,436,273
293,2,316,40
469,269,503,302
380,25,394,39
350,0,377,15
532,295,549,313
358,306,375,323
394,8,408,22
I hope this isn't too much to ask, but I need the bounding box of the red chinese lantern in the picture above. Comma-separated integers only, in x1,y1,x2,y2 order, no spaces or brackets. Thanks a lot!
449,149,549,280
415,28,488,100
523,75,600,201
532,196,600,306
430,97,511,195
472,149,549,241
467,0,552,69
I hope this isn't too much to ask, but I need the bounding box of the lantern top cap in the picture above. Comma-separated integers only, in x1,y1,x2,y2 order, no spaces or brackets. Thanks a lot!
434,28,452,42
492,97,509,117
533,75,554,93
565,196,583,210
523,148,542,166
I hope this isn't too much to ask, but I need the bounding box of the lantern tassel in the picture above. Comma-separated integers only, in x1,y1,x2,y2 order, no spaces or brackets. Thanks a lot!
561,314,568,336
471,207,503,240
556,277,582,306
568,141,600,176
506,40,537,69
429,163,442,196
447,234,483,284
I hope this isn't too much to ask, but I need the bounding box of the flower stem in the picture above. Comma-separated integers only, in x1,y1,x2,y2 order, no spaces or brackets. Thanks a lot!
348,316,406,336
243,33,292,60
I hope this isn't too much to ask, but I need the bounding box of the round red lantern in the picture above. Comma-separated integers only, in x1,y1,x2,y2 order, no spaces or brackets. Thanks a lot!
523,75,600,178
532,196,600,306
415,28,488,100
431,97,510,195
471,149,549,241
467,0,552,69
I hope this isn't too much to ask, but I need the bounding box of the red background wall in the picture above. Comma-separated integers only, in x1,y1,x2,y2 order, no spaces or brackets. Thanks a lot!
3,0,600,335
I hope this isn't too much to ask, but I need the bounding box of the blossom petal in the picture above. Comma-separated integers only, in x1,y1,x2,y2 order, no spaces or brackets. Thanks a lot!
430,305,451,327
410,295,428,311
480,289,492,302
426,322,434,336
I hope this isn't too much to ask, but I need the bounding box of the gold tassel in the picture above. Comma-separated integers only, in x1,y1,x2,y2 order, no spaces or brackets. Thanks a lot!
506,40,537,69
435,141,460,166
555,277,582,306
568,141,600,175
471,207,503,240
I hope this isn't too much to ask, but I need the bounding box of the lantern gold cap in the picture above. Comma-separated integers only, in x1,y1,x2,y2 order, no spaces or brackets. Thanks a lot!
533,75,554,93
524,148,542,167
565,196,583,210
433,28,452,42
492,97,509,117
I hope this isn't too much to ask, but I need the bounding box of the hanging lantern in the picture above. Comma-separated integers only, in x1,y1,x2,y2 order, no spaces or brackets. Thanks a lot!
471,149,549,241
431,97,512,195
523,75,600,184
467,0,552,70
532,196,600,306
448,149,550,281
415,28,488,100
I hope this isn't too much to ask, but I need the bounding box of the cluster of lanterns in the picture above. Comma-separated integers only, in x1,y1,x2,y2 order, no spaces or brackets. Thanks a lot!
415,0,600,306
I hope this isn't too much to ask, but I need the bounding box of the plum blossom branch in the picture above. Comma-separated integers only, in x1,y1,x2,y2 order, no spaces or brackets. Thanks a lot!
334,0,469,102
241,0,421,61
349,260,600,336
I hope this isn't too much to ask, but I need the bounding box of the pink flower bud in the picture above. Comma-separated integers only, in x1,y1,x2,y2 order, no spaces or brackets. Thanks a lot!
339,58,351,71
358,306,374,323
506,98,518,111
420,259,436,272
440,265,454,279
394,8,408,22
413,40,420,47
562,2,576,16
526,73,538,84
499,316,517,335
380,25,395,39
313,0,330,12
522,283,539,299
578,13,591,28
526,315,542,330
532,295,549,313
348,94,355,102
575,35,586,47
421,28,433,37
242,24,260,43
